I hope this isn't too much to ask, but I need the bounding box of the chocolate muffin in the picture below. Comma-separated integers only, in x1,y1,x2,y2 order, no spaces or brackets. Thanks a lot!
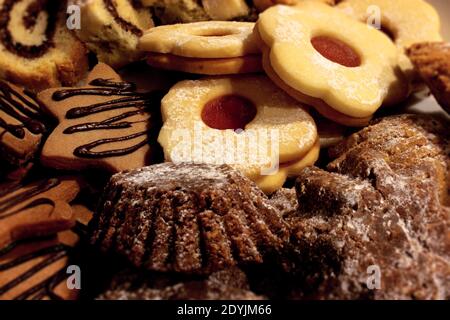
90,163,290,275
284,115,450,299
97,267,264,300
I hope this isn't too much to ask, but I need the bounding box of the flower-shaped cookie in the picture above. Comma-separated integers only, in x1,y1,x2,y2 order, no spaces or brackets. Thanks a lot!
158,75,319,193
256,2,409,126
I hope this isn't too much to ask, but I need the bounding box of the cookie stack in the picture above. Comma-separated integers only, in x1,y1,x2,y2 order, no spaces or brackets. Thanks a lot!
0,0,449,300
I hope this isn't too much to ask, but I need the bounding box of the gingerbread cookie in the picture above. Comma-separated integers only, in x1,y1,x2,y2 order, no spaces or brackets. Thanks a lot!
337,0,442,87
0,210,89,300
158,76,319,193
72,0,154,68
90,163,290,274
0,0,88,91
407,42,450,115
0,80,48,167
38,63,162,173
0,177,81,247
140,21,263,75
256,3,409,126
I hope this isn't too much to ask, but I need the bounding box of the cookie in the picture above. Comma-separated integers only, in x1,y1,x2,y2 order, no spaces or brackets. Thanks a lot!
287,115,449,299
0,218,87,300
38,63,162,173
256,3,409,126
72,0,154,68
202,0,250,21
0,0,88,91
158,76,319,193
0,80,48,167
0,177,81,248
407,42,450,115
337,0,442,88
140,21,263,75
90,163,290,274
97,267,264,300
254,0,335,12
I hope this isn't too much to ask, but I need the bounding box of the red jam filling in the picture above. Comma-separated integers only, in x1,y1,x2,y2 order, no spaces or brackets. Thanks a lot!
311,36,361,68
201,95,257,130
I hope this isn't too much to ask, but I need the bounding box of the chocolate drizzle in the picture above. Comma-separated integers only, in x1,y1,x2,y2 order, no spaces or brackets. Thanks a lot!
0,0,59,59
0,81,46,139
0,178,60,220
103,0,144,37
0,222,86,300
52,78,160,159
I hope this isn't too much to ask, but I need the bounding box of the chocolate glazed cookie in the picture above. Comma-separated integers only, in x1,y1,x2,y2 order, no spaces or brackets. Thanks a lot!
0,80,48,166
0,0,88,91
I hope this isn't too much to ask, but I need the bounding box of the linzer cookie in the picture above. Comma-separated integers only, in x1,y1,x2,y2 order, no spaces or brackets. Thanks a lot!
0,177,81,247
38,63,162,173
255,2,409,126
158,76,319,194
139,21,263,75
72,0,154,68
0,0,88,91
90,163,290,274
0,80,47,167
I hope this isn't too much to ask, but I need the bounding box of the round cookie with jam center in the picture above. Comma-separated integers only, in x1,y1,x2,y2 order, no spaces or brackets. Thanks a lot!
158,75,319,194
139,21,263,75
255,2,409,126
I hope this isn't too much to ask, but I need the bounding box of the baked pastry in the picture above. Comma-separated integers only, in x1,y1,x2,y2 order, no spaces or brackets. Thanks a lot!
0,177,81,248
255,0,335,12
143,0,211,24
202,0,250,21
0,203,91,301
89,163,290,274
158,76,319,193
337,0,442,87
0,80,48,167
407,42,450,115
38,63,162,173
287,115,449,299
140,21,263,75
143,0,258,24
72,0,154,68
255,2,409,126
0,0,88,91
97,267,264,300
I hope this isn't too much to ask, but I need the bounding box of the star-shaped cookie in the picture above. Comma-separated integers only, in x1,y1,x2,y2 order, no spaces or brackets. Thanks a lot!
38,63,162,173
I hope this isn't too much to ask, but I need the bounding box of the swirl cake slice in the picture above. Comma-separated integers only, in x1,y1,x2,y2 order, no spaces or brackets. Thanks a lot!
0,0,88,91
90,163,290,274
